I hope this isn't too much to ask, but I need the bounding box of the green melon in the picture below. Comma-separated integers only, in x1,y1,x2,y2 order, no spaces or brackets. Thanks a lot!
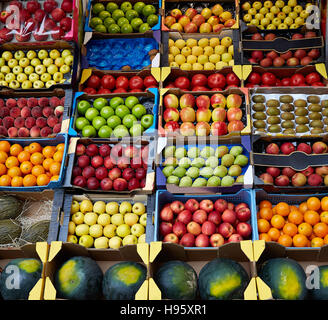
55,256,103,300
20,220,50,244
308,265,328,300
102,261,147,300
0,258,42,300
0,195,23,220
154,260,198,300
0,219,22,244
258,258,308,300
198,258,249,300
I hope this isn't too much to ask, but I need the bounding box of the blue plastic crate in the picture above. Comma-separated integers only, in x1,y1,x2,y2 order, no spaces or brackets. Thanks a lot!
154,189,257,249
0,133,69,192
68,88,159,138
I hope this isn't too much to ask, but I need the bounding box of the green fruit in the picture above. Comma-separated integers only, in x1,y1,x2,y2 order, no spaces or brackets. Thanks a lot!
92,3,105,15
207,176,221,187
98,10,111,20
175,147,187,159
20,220,49,244
113,125,130,138
199,167,213,179
125,9,139,22
131,17,144,30
205,156,219,168
200,146,215,158
154,261,198,300
178,157,191,169
186,167,199,179
0,219,21,244
104,17,116,29
234,154,249,167
100,106,115,119
179,176,193,187
147,14,158,27
110,97,124,109
198,258,250,300
77,100,91,115
106,2,119,13
172,166,186,178
163,157,177,167
221,154,235,167
98,125,113,138
229,146,243,157
258,258,308,300
117,17,130,27
132,104,146,119
162,165,175,178
213,165,228,178
92,116,106,130
0,258,42,300
122,114,137,128
228,164,242,177
90,17,103,28
115,105,130,119
85,108,99,121
236,175,244,183
0,195,23,220
75,117,90,131
164,146,176,158
139,22,150,33
167,175,179,185
55,256,103,300
191,157,205,168
107,115,121,128
120,1,133,12
221,175,235,186
95,24,106,33
112,9,125,21
192,177,207,187
187,147,200,158
107,23,120,33
142,4,156,17
215,146,229,158
309,265,328,300
125,96,139,109
93,97,108,111
133,2,146,14
82,125,97,137
140,114,153,129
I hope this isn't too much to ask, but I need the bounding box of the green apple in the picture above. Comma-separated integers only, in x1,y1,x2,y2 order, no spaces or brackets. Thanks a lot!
178,157,191,168
221,154,235,167
94,237,109,249
129,123,144,137
111,213,124,226
71,211,84,225
122,114,137,128
179,176,192,187
175,147,187,159
164,146,176,158
172,166,186,178
97,213,111,226
191,157,205,168
132,104,146,119
121,1,133,12
106,202,119,214
107,115,121,129
82,125,97,137
186,167,199,179
234,154,249,166
115,104,130,119
124,213,139,226
122,234,138,246
113,125,130,138
230,146,243,157
112,8,125,21
134,2,145,14
93,97,108,110
120,201,132,214
75,224,89,236
110,96,124,109
89,224,103,238
140,114,153,129
92,116,107,130
108,236,122,249
131,17,143,30
221,175,235,186
92,2,105,15
200,146,215,158
192,177,207,187
139,213,147,227
187,147,200,158
116,224,131,237
207,176,221,187
200,167,213,179
126,9,139,22
205,156,219,168
132,202,145,215
95,23,107,33
162,165,175,178
117,17,129,27
215,145,229,158
79,235,94,248
84,212,98,226
106,2,119,13
75,117,90,131
85,107,99,121
213,165,228,178
104,17,116,28
98,125,113,138
131,223,145,237
167,175,180,185
99,10,111,21
90,16,103,28
104,224,117,238
100,106,115,119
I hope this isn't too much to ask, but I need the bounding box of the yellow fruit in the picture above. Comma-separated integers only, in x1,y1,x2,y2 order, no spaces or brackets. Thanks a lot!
192,46,203,56
68,221,76,235
180,63,192,71
228,45,234,56
175,39,186,49
209,54,220,64
103,224,117,238
270,6,280,14
294,17,304,25
288,11,298,19
221,52,232,63
72,212,84,225
94,237,109,249
284,17,293,25
248,8,257,16
215,45,226,55
243,13,252,22
198,38,209,48
198,54,208,64
209,37,220,47
89,224,103,238
294,5,303,13
264,1,273,8
260,17,271,26
175,54,186,65
168,54,174,63
181,47,192,57
282,6,291,14
229,60,234,66
221,37,232,47
170,61,179,67
192,63,203,70
203,46,214,56
186,55,197,64
266,12,275,20
67,235,78,244
278,23,288,29
97,213,111,226
300,10,309,19
84,212,98,226
255,13,264,21
267,24,277,29
169,46,180,56
186,38,197,47
79,200,93,213
259,7,269,15
203,62,215,70
75,224,89,237
168,38,175,47
216,61,228,70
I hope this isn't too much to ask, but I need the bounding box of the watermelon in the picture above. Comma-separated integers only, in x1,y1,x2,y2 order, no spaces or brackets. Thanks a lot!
309,265,328,300
0,258,42,300
55,256,103,300
198,258,249,300
154,260,198,300
102,261,146,300
258,258,308,300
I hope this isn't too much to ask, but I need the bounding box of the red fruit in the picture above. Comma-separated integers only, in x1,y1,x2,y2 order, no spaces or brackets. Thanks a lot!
98,144,111,157
87,75,101,89
251,50,263,61
18,127,30,137
26,1,40,13
73,176,87,188
10,107,20,118
300,56,312,66
266,167,281,178
251,33,263,40
280,51,293,60
207,211,221,225
291,172,307,187
307,173,323,186
0,28,14,42
192,209,207,224
25,117,36,129
29,126,40,137
34,9,46,23
61,1,73,13
305,72,321,85
207,73,226,89
218,222,234,238
36,117,47,128
143,75,157,88
264,33,276,40
296,143,312,154
87,177,100,190
201,221,216,236
305,31,317,38
76,144,86,156
185,199,199,213
60,17,72,32
260,173,274,184
266,143,280,154
14,117,25,128
172,221,187,238
281,142,295,155
51,26,65,40
116,76,129,89
108,167,121,180
191,74,207,88
248,72,261,85
195,234,209,247
236,222,252,238
100,177,113,191
261,72,276,86
222,209,237,224
312,142,328,154
129,76,144,90
177,210,192,225
260,57,273,67
275,175,290,186
95,167,108,180
72,166,82,178
44,0,58,13
301,167,314,177
282,167,296,178
236,207,251,222
292,33,304,40
100,75,115,90
160,206,174,222
226,73,240,86
113,178,128,191
281,78,291,86
266,51,279,60
82,166,95,179
77,155,90,168
214,199,228,213
159,222,173,237
290,74,306,86
179,233,195,247
51,8,65,22
44,18,56,31
273,57,285,67
174,76,190,90
122,167,135,181
163,233,179,244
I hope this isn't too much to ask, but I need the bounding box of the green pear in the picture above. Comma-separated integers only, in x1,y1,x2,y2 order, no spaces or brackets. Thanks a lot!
229,146,243,157
200,167,214,179
187,146,200,158
192,177,207,187
164,146,176,158
179,176,193,187
186,167,200,179
200,146,215,158
167,175,180,185
162,165,174,178
163,156,178,167
228,164,242,177
234,154,249,167
205,156,219,168
213,165,228,178
221,175,235,187
221,154,235,167
172,166,186,178
207,176,221,187
215,145,229,158
175,147,187,159
191,157,205,168
179,157,191,169
236,175,244,183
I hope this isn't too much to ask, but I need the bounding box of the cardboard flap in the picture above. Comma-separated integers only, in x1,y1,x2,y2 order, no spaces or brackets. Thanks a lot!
256,276,273,300
28,278,43,300
136,243,149,265
243,277,257,300
43,277,57,300
135,279,148,300
253,240,266,263
315,63,328,79
232,65,243,80
48,241,63,262
35,242,49,263
240,240,254,262
217,241,251,262
151,67,161,82
148,277,162,300
150,241,162,263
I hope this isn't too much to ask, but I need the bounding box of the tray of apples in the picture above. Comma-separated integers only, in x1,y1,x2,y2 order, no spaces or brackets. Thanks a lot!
65,137,156,194
154,189,255,248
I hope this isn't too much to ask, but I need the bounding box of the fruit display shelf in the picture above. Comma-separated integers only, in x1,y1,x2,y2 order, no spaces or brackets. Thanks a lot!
0,133,69,191
250,87,328,137
253,189,328,249
84,0,161,42
81,33,160,71
147,241,257,300
63,137,156,194
0,40,79,91
161,29,239,71
41,241,149,300
0,88,72,139
156,136,253,194
53,190,155,249
0,0,83,44
68,89,159,138
162,0,238,33
78,67,160,94
158,87,251,138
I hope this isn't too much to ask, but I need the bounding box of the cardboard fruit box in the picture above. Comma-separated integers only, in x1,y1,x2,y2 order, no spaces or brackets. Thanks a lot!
253,240,328,300
253,189,328,249
157,87,251,138
63,136,156,194
156,136,253,194
68,89,159,138
0,40,79,91
0,88,73,139
153,189,257,249
80,31,161,72
84,0,161,43
0,242,49,300
42,241,149,300
161,0,239,32
0,133,69,191
148,241,258,300
53,189,155,247
78,67,161,94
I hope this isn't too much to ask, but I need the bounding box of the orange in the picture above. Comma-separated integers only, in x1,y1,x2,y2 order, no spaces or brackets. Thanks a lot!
0,151,8,164
17,150,30,163
0,141,10,153
311,237,324,247
320,211,328,224
271,214,285,229
53,150,63,163
42,146,56,159
0,174,11,186
24,146,30,153
20,161,33,175
9,144,23,157
30,152,44,165
258,218,270,233
11,176,23,187
29,142,42,154
5,156,19,169
259,200,272,209
324,234,328,245
293,234,308,247
0,163,6,176
276,202,290,216
7,166,22,178
272,206,277,215
307,197,321,211
278,234,293,247
299,202,308,213
50,175,59,181
36,174,50,186
288,210,303,225
282,223,298,237
321,197,328,211
268,227,280,241
259,207,273,220
23,174,37,187
298,222,312,237
31,165,45,177
56,143,65,152
42,158,54,171
49,161,61,176
304,210,320,226
259,233,271,241
289,205,299,212
313,222,328,238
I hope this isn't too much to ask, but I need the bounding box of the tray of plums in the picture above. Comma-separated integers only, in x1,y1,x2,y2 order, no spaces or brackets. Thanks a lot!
250,87,328,137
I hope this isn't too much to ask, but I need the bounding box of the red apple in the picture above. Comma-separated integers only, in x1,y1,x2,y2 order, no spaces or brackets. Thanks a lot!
164,93,179,109
260,173,274,184
208,211,222,225
177,209,192,225
236,222,252,238
202,221,216,236
187,221,202,236
214,199,228,213
281,142,295,155
192,209,207,224
218,222,234,238
159,222,173,236
266,167,281,178
236,207,251,222
222,209,237,224
199,199,214,213
163,233,179,244
185,199,199,212
179,233,195,247
195,234,209,247
172,221,187,238
228,234,243,242
160,206,174,222
210,233,224,247
170,200,185,214
196,95,211,109
275,175,290,186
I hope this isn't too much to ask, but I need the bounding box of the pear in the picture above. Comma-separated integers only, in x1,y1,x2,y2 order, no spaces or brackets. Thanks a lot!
207,176,221,187
234,154,249,167
192,177,207,187
179,176,193,187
